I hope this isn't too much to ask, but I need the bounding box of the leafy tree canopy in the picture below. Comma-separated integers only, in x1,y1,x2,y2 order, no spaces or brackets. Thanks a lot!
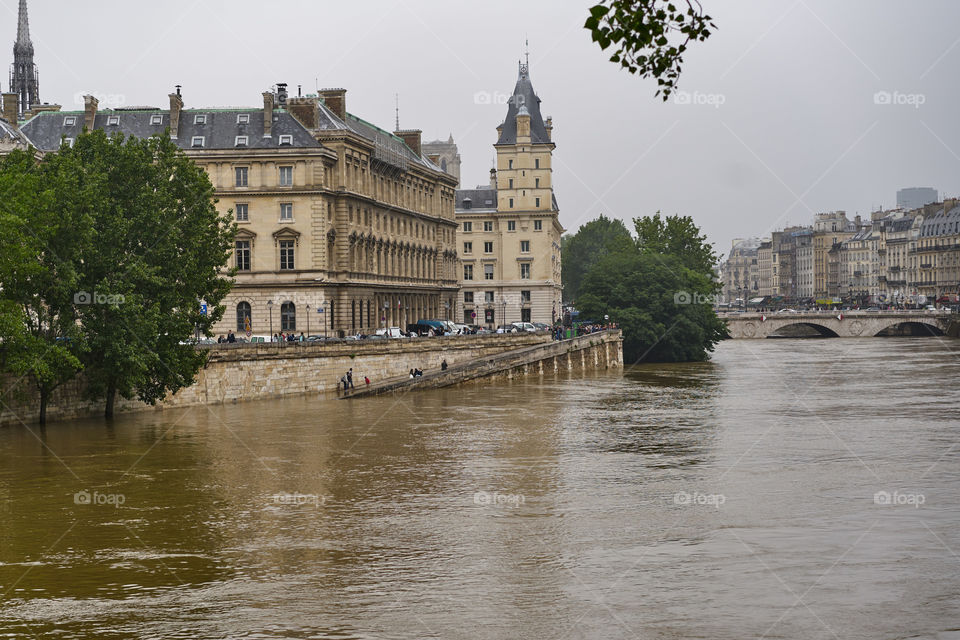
585,0,715,100
561,214,633,303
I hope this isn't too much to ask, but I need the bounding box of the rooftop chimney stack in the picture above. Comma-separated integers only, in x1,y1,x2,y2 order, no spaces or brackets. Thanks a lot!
318,88,347,120
262,91,274,138
169,90,183,139
2,93,19,126
276,83,288,108
83,94,98,131
489,167,497,190
394,129,422,157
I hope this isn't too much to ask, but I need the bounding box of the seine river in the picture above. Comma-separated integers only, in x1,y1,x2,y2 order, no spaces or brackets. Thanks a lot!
1,338,958,639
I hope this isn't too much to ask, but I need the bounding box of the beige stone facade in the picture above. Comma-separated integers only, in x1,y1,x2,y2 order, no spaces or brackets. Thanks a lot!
454,63,564,327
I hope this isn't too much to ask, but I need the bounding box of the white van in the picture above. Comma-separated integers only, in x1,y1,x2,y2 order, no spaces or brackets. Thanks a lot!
376,327,405,339
512,322,537,333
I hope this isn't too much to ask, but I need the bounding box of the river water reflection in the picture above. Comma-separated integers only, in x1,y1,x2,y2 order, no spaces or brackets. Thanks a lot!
1,338,959,639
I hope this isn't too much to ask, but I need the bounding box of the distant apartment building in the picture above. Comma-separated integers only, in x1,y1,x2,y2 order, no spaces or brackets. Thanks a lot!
813,211,855,299
721,238,760,304
897,187,938,211
757,240,773,297
795,233,814,299
916,203,960,301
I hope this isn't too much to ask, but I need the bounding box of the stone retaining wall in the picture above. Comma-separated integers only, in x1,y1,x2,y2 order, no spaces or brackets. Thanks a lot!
0,333,552,426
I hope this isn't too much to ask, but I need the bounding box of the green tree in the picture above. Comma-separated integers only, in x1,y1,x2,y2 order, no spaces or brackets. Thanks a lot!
561,214,634,303
56,131,235,417
0,150,88,424
584,1,715,100
635,212,720,278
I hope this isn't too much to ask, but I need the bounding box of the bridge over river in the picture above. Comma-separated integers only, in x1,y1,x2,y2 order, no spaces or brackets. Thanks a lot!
721,310,958,339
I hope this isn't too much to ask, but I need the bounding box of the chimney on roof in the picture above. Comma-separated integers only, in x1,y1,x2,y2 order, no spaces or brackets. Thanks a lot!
276,83,288,108
262,91,274,138
545,116,553,141
395,129,422,157
2,93,18,126
83,95,98,131
169,90,183,139
318,88,346,120
287,95,319,130
489,167,497,190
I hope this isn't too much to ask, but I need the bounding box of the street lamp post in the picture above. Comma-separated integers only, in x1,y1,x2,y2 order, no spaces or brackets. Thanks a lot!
267,300,274,341
306,304,311,338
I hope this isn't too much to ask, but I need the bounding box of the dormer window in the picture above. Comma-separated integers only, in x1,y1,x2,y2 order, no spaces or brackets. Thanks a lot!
279,134,293,146
150,114,163,125
63,138,74,148
191,136,205,148
106,116,120,126
194,115,206,125
63,116,76,126
235,136,248,147
237,114,250,125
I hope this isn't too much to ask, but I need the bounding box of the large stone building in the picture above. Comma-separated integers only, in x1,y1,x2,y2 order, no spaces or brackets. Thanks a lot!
897,187,938,211
720,238,760,305
422,135,461,187
18,85,460,337
813,211,855,299
916,203,960,302
454,62,564,327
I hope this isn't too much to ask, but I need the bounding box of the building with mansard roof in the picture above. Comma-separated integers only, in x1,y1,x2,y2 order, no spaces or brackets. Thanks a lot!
16,84,460,337
454,61,564,327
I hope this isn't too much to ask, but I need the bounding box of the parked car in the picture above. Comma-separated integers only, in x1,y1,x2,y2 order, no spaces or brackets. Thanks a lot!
533,322,551,331
376,327,406,339
410,320,448,336
512,322,537,332
496,324,520,334
776,309,798,314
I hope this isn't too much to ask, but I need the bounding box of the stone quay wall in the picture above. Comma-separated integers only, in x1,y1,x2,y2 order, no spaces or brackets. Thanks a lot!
0,333,553,426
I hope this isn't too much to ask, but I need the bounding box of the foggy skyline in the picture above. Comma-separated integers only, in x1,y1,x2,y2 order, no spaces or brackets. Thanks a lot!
9,0,960,256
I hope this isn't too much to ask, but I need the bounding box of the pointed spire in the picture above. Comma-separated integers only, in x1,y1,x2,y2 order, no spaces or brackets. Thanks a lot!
17,0,31,47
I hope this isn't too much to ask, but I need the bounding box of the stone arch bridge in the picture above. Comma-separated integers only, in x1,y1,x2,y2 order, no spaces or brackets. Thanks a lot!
722,311,955,339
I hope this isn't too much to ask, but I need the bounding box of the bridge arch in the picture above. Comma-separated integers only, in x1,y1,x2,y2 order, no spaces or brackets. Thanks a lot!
767,322,840,338
872,319,945,337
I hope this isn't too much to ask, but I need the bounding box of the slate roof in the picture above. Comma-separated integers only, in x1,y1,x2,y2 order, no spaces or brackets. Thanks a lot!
20,108,323,152
0,117,33,146
456,187,497,211
920,205,960,237
496,64,550,146
311,99,441,171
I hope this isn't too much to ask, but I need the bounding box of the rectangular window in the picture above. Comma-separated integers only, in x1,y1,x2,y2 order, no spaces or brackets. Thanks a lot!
520,263,531,279
535,159,540,169
509,179,514,188
106,116,120,126
509,198,514,208
150,114,163,125
508,160,513,169
194,115,206,125
484,221,493,232
279,134,293,146
462,221,472,232
64,138,75,148
280,203,293,221
463,242,473,254
484,264,494,280
535,178,540,188
534,220,542,231
279,166,293,186
521,240,530,253
63,116,76,126
508,221,516,231
521,308,532,323
464,264,474,280
235,167,248,187
535,197,541,207
464,292,474,303
485,291,495,303
235,203,249,222
484,242,493,254
235,240,251,271
235,136,248,147
521,290,531,303
191,136,205,148
279,241,295,270
237,114,250,124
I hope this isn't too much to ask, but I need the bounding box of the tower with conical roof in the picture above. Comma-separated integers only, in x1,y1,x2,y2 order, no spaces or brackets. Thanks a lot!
10,0,39,118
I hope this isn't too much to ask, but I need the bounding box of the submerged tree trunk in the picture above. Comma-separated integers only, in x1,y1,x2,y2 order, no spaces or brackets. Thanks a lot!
105,385,116,419
38,388,49,425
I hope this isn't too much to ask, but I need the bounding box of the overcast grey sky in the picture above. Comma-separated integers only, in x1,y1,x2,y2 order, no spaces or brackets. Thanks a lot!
14,0,960,256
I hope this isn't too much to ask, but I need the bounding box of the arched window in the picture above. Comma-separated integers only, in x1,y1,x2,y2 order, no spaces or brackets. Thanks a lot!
236,302,252,333
280,302,296,332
